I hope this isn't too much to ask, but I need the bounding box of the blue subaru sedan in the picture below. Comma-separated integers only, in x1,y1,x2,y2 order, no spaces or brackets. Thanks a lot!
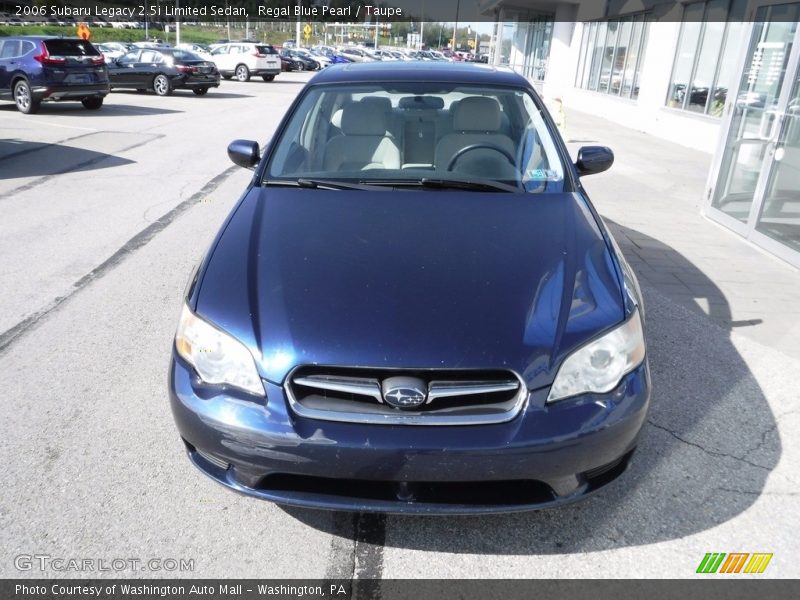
169,63,650,514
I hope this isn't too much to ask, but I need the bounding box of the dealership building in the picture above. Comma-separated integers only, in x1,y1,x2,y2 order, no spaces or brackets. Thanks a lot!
481,0,800,268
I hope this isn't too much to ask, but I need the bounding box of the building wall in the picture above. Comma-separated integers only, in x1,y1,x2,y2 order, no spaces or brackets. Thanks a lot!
543,20,740,154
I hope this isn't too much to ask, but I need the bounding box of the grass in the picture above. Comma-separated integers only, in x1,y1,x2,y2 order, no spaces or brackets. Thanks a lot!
0,24,304,46
0,24,397,47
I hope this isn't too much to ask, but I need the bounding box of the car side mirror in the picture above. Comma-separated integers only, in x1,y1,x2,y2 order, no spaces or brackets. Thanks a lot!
575,146,614,176
227,139,260,169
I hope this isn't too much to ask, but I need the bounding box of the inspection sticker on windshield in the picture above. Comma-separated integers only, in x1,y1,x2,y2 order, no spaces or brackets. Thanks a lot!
527,169,560,181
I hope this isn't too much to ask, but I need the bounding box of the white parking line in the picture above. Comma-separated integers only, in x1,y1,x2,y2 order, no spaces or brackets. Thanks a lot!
0,114,97,131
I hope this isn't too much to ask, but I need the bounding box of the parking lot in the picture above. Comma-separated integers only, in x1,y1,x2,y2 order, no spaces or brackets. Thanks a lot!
1,71,799,579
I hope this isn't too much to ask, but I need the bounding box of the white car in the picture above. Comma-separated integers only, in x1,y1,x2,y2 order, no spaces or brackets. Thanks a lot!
338,47,374,63
372,50,399,61
177,43,213,61
210,42,281,82
296,48,330,68
96,43,130,61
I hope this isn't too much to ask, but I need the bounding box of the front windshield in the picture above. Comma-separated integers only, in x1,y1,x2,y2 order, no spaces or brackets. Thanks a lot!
265,82,566,193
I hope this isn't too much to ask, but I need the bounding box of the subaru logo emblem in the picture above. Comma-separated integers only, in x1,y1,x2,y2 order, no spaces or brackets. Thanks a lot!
381,376,427,410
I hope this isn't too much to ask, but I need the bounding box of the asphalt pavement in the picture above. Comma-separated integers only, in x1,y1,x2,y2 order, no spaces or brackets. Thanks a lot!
0,72,798,579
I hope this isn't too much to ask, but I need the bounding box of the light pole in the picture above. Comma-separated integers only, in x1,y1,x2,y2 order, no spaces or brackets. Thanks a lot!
453,0,460,50
420,0,425,50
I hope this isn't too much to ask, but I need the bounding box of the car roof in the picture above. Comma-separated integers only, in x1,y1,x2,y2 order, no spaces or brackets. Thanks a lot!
308,62,531,87
3,36,88,41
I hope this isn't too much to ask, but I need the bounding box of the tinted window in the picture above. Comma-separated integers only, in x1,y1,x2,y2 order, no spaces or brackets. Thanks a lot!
0,40,21,59
172,50,202,61
140,50,164,63
119,51,140,63
257,45,277,55
44,39,99,57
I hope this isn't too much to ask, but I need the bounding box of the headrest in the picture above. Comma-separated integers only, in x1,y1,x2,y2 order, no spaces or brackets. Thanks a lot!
453,97,502,131
359,96,392,113
341,102,388,135
399,95,445,110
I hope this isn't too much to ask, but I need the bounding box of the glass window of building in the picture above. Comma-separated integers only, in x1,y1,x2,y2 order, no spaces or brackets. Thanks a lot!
666,0,748,116
576,14,650,100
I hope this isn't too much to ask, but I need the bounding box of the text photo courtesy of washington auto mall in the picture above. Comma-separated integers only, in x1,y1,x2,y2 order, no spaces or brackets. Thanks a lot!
1,0,800,598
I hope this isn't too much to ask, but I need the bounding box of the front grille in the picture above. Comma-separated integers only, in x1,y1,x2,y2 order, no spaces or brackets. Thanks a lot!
256,474,555,506
285,366,528,426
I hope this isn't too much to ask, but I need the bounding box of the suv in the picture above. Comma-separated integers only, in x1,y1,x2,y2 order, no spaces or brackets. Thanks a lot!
209,42,281,82
0,36,109,114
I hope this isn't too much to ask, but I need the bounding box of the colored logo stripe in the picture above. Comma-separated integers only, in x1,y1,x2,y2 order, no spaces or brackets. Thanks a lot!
697,553,773,574
720,553,749,573
697,553,726,573
744,553,773,574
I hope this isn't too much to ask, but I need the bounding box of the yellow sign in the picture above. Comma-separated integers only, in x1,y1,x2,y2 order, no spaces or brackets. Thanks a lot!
468,39,475,49
303,23,312,41
77,22,91,40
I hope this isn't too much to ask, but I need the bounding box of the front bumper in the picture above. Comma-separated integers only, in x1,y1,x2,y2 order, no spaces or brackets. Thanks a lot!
169,354,650,514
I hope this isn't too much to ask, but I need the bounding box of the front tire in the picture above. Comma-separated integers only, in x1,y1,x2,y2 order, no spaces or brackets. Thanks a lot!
153,74,172,97
81,96,104,110
14,80,40,114
235,64,250,82
261,74,275,82
192,87,208,96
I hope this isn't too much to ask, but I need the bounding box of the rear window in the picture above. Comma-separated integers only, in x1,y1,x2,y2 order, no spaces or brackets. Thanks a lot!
44,40,99,57
172,50,202,61
256,45,277,55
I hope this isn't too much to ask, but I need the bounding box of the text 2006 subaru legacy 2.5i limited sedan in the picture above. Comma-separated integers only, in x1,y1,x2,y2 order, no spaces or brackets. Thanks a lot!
169,63,651,514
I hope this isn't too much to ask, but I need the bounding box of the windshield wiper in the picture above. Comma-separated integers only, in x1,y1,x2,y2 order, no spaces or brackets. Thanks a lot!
262,178,385,191
362,178,523,193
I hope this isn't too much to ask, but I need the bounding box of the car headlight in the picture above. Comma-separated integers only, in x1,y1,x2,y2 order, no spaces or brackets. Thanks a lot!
174,303,265,397
547,307,645,403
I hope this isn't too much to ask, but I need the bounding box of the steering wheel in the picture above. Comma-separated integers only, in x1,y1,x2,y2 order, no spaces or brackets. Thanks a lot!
446,143,517,171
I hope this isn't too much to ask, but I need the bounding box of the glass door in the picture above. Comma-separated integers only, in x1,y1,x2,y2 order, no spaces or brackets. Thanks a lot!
751,46,800,258
706,1,800,251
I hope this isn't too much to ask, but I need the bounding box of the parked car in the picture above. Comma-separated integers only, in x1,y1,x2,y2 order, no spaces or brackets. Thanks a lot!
279,54,300,71
371,50,398,61
292,48,326,69
305,48,332,68
209,42,281,82
280,48,318,71
176,43,213,61
107,48,220,96
0,36,109,114
169,63,650,514
95,42,129,61
338,47,374,62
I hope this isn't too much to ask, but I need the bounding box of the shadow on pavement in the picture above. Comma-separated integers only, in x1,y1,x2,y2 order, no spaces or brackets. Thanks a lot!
285,224,780,554
0,139,134,180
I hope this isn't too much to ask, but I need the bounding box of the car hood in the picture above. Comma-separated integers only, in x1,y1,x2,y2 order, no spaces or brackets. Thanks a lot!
195,187,624,389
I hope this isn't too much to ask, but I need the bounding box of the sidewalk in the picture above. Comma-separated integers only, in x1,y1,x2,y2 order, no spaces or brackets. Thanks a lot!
565,110,800,360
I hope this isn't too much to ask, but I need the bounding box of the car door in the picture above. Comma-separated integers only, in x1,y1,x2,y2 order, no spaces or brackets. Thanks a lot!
0,40,10,98
0,39,22,98
109,50,140,87
211,44,232,74
136,50,163,87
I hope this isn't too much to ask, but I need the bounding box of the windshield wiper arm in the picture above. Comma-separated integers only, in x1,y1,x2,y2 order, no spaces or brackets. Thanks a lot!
419,178,523,193
262,178,385,191
361,178,523,193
